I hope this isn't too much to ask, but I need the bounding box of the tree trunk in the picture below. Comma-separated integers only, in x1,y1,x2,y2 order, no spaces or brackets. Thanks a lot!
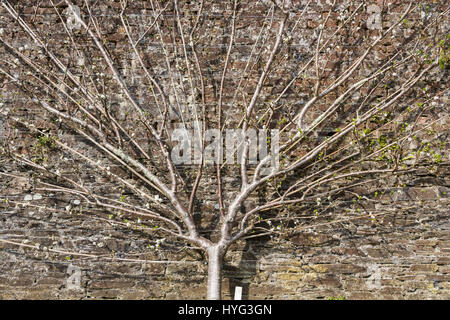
206,245,224,300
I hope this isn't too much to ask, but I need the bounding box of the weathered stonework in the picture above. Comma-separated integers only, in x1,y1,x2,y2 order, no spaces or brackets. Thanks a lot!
0,0,449,300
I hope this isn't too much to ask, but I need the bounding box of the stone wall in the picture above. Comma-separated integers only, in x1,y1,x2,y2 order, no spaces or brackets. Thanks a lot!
0,0,449,300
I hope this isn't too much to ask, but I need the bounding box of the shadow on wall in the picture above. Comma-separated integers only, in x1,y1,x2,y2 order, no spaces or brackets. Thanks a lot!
224,237,269,300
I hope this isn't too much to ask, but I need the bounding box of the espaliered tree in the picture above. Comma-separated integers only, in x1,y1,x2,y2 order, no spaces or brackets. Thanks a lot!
0,0,448,299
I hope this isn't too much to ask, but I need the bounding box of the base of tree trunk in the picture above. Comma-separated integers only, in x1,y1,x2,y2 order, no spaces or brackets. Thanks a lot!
206,246,224,300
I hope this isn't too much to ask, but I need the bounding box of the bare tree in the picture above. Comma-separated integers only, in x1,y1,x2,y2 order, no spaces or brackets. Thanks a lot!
0,0,448,299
